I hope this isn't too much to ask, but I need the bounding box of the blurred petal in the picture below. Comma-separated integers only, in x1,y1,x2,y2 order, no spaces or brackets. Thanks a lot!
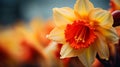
60,43,84,59
92,59,104,67
53,7,75,27
78,44,97,67
115,26,120,37
97,27,119,44
47,27,66,43
29,18,44,32
113,0,120,9
69,57,85,67
95,33,109,60
89,8,113,29
109,0,120,12
74,0,94,18
0,29,32,61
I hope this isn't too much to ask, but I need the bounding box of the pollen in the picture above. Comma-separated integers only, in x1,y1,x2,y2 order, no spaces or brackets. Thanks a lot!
65,20,96,49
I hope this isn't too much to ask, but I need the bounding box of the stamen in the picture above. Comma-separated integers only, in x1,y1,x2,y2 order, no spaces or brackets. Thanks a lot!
81,27,87,43
75,26,84,43
65,20,96,49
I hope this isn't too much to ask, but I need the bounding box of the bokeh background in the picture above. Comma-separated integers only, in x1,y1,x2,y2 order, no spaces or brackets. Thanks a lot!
0,0,109,25
0,0,114,67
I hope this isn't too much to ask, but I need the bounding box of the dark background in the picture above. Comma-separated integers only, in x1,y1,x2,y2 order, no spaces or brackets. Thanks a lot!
0,0,110,26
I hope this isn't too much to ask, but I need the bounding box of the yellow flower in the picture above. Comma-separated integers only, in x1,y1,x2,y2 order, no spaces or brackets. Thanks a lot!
47,0,119,67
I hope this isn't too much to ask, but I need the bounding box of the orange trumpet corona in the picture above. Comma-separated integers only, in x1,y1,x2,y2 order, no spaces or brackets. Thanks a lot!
65,20,96,49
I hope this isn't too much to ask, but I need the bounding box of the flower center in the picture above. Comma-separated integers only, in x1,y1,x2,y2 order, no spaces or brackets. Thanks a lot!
65,20,96,49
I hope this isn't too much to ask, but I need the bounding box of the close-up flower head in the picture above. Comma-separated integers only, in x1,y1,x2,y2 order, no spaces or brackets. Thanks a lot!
47,0,119,67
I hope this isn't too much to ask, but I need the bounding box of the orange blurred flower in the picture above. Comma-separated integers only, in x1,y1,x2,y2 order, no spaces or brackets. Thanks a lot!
0,20,51,67
30,18,55,47
109,0,120,12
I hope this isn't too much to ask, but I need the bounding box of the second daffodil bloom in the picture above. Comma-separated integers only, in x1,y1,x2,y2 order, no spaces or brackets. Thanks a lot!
47,0,119,67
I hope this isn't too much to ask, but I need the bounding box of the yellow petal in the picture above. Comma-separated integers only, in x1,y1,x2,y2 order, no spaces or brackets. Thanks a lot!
89,8,113,29
95,33,109,60
53,7,75,27
97,27,119,44
74,0,94,18
60,43,84,59
47,27,66,43
78,44,97,67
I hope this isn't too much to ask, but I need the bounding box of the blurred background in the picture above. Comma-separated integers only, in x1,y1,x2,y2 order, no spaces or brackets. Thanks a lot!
0,0,113,67
0,0,109,26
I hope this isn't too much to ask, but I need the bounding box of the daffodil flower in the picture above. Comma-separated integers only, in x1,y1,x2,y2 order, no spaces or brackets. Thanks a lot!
47,0,119,67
